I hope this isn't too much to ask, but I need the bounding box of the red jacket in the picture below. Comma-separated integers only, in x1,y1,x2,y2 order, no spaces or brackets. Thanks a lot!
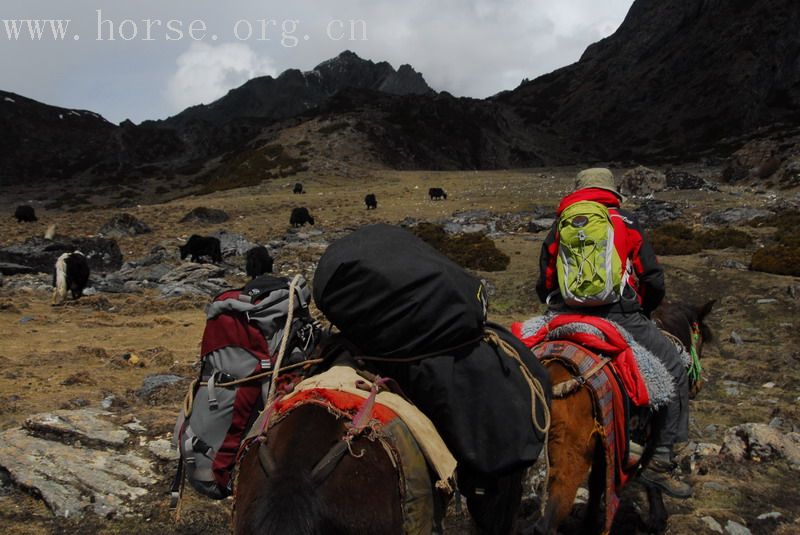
535,188,665,315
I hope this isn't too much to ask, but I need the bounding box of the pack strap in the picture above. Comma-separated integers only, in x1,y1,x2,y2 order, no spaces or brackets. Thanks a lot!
181,358,323,418
550,356,611,398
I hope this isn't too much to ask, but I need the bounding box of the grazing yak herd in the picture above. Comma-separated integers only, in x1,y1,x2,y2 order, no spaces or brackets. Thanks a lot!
10,184,448,305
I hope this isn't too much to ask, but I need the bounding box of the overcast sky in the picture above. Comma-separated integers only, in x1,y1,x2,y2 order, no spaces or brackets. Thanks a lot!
0,0,634,124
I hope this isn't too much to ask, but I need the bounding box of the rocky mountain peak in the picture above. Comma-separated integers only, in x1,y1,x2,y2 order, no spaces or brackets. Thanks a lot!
164,51,433,126
502,0,800,160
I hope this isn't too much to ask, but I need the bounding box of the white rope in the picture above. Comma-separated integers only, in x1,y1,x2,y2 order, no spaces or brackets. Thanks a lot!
265,274,302,408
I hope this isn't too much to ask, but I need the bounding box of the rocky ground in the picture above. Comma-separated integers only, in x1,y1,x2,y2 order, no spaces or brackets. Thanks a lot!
0,166,798,534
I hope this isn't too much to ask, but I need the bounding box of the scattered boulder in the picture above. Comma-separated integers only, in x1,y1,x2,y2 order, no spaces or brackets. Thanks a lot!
179,206,229,224
0,236,123,273
632,199,683,229
157,263,228,297
99,213,151,237
211,230,259,257
619,166,666,197
437,209,553,236
703,208,774,225
725,520,752,535
720,423,800,468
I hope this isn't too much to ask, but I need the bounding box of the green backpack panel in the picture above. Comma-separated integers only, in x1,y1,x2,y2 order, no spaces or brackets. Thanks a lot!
555,201,624,306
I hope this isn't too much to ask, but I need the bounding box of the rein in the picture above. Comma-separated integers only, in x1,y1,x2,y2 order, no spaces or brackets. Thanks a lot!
659,321,703,383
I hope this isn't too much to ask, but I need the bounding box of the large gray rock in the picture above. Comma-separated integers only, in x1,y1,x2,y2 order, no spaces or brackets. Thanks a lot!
619,166,667,197
665,169,718,191
158,262,228,296
720,423,800,468
632,199,683,229
0,426,156,518
0,236,123,273
211,230,259,257
725,520,752,535
24,409,129,447
99,213,151,238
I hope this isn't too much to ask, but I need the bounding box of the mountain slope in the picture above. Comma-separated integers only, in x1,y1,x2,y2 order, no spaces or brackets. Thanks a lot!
499,0,800,160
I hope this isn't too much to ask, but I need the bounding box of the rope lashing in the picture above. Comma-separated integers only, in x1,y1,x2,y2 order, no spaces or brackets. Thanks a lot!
482,329,552,514
266,274,302,408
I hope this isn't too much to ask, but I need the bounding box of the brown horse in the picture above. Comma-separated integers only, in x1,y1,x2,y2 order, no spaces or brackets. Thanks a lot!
533,300,714,535
234,402,413,535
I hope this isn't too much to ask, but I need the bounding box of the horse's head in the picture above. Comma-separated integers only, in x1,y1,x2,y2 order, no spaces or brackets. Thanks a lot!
653,299,715,398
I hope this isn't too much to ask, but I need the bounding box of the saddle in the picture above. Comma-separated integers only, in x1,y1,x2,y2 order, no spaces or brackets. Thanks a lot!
238,365,456,535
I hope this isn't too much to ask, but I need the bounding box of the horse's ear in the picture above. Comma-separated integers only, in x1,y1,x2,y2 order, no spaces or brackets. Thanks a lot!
697,300,715,321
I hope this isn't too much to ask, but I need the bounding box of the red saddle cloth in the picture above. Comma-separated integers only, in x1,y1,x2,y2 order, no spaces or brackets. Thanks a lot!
511,314,650,406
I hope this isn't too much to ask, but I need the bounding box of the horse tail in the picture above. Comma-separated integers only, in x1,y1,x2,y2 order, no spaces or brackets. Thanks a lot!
239,442,330,535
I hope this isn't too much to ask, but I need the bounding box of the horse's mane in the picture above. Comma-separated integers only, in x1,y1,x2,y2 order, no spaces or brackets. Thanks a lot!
237,405,339,535
240,466,333,535
654,300,715,348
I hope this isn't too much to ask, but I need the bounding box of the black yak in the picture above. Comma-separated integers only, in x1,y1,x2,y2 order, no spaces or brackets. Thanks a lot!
179,235,223,263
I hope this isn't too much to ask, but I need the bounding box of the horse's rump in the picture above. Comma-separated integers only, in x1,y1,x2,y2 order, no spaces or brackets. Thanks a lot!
533,340,635,532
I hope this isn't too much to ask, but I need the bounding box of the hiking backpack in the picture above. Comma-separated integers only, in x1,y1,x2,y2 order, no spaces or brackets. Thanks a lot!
173,275,319,499
555,201,627,306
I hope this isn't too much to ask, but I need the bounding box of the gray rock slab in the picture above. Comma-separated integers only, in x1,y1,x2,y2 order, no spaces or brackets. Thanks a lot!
0,262,37,275
0,428,156,518
24,409,129,447
725,520,752,535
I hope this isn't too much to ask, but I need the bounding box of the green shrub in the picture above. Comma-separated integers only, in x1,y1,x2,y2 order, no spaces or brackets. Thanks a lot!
748,211,800,247
698,228,753,249
750,246,800,276
412,223,510,272
650,223,752,255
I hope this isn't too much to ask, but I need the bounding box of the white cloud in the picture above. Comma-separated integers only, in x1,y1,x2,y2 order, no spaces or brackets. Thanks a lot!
165,42,276,111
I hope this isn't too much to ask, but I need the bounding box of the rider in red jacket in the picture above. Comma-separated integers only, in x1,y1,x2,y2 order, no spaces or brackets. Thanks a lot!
535,168,692,498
